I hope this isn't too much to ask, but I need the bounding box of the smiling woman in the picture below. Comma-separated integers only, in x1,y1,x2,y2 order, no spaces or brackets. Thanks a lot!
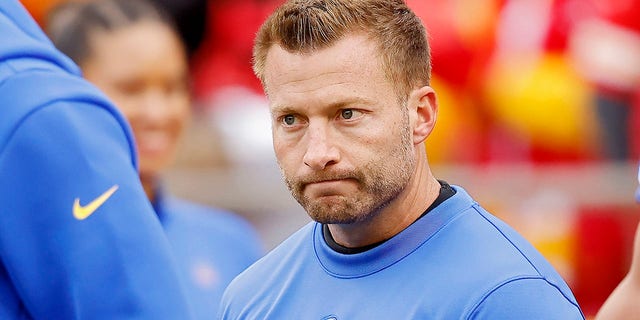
45,0,263,318
82,20,189,182
46,0,189,189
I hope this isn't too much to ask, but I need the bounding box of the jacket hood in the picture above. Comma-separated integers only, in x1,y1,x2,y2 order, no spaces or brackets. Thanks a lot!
0,0,80,82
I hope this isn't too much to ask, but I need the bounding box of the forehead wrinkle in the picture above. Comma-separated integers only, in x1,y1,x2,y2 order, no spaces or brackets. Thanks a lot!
271,69,356,92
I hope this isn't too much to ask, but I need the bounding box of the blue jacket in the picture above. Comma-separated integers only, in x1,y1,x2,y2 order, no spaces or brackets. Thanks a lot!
0,1,191,318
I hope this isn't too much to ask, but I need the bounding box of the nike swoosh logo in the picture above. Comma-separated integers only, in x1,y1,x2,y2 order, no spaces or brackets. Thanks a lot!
73,185,119,220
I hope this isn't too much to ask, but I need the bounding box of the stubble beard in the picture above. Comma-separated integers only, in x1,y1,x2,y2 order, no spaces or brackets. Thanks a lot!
282,111,416,225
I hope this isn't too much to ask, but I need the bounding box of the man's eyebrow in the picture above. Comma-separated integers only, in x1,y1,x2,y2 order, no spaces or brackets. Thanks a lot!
270,104,297,115
271,96,372,114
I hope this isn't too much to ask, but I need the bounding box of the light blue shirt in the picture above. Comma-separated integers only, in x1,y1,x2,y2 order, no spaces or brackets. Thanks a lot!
220,186,584,319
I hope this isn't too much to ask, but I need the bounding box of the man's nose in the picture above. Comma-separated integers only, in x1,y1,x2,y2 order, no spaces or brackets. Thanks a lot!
303,125,340,170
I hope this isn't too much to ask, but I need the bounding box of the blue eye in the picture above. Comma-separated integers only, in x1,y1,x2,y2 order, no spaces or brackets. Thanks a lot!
283,115,296,125
341,109,353,119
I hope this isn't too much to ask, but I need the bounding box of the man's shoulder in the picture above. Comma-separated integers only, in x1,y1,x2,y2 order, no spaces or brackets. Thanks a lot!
220,222,318,317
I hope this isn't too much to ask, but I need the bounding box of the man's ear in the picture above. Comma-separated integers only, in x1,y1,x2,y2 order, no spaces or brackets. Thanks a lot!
409,85,437,145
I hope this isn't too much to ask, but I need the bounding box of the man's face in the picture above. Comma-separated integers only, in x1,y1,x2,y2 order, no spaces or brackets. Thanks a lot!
263,34,417,224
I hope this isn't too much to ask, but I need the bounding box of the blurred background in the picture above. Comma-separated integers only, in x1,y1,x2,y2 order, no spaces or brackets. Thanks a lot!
22,0,640,316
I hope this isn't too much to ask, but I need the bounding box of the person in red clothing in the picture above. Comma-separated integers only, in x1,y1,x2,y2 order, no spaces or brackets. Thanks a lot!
560,0,640,160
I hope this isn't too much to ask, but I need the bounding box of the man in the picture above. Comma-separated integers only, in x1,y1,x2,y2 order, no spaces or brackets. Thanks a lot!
595,165,640,320
219,0,584,318
0,0,191,318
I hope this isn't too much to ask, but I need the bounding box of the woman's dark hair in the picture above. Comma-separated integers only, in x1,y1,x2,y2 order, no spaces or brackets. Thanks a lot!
45,0,178,64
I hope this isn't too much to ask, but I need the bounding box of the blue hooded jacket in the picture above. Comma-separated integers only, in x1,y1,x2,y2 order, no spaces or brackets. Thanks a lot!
0,1,192,318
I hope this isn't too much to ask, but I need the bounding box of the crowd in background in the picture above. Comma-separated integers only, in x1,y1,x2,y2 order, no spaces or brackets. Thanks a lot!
21,0,640,165
196,0,638,167
20,0,640,317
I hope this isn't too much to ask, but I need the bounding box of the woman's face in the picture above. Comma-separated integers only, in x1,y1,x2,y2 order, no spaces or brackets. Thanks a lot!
81,20,190,179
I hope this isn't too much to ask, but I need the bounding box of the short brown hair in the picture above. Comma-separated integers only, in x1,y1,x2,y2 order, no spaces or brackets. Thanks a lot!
253,0,431,99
